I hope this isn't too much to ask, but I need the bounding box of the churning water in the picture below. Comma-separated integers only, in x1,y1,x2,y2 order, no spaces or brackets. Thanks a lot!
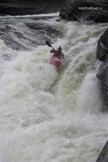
0,13,108,162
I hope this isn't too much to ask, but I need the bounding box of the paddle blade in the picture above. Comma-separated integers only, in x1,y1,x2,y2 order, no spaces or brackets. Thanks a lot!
46,40,52,47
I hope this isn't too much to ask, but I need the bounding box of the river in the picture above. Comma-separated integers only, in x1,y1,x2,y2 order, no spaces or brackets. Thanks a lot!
0,12,108,162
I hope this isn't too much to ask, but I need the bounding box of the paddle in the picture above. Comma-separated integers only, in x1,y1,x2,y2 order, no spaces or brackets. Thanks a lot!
46,40,55,50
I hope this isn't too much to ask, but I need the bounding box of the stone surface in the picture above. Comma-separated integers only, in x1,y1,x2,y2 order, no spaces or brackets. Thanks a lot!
97,28,108,61
60,0,108,23
96,28,108,110
96,141,108,162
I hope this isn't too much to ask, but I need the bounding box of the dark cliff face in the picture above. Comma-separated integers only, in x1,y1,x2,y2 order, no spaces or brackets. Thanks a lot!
60,0,108,23
96,28,108,110
0,0,70,15
97,29,108,61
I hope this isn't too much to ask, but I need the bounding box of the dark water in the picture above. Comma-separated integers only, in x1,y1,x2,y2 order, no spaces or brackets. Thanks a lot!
0,0,70,15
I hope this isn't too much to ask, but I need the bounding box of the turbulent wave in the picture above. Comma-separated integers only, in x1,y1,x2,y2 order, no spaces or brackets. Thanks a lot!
0,13,108,162
0,13,60,50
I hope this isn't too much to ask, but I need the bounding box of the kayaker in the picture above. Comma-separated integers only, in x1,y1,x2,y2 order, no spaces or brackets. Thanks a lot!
50,46,65,59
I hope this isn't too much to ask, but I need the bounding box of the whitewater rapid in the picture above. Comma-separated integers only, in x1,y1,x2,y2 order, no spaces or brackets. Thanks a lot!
0,13,108,162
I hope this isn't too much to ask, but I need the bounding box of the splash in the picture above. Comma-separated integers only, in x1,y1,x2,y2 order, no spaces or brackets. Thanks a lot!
0,14,107,162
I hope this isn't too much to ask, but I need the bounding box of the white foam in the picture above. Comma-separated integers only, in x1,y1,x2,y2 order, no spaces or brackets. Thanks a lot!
0,12,59,19
0,19,108,162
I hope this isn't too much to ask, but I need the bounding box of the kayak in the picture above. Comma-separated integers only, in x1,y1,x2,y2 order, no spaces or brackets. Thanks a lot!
49,56,63,67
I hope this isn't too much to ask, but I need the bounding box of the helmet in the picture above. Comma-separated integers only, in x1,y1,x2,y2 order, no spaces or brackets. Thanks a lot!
58,46,62,52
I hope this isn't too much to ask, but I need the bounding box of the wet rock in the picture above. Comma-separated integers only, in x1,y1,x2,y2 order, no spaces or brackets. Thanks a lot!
96,141,108,162
60,0,108,23
97,28,108,61
96,28,108,110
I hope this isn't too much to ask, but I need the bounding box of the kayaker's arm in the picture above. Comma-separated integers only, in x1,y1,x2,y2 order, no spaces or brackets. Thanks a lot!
50,49,56,53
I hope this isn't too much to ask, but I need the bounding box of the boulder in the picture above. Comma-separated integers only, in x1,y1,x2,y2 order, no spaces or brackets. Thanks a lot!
96,141,108,162
96,28,108,110
97,28,108,61
60,0,108,23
